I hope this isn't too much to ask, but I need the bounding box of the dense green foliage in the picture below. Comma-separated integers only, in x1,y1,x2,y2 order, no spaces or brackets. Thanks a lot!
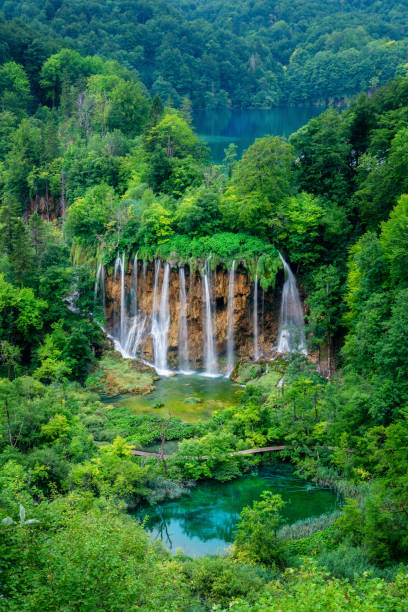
2,1,408,108
2,12,408,610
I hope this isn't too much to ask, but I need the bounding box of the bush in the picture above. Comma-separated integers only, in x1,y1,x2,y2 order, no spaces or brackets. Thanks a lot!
182,556,275,607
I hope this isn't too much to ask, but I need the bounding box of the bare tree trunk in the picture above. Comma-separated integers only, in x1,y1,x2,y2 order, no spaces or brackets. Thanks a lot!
327,330,332,380
159,418,170,477
45,184,50,222
60,170,66,220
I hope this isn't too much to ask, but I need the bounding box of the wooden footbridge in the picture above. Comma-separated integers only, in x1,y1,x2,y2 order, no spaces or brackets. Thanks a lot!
131,445,339,460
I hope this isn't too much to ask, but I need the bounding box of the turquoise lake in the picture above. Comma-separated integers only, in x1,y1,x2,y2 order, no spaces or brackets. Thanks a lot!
134,464,338,557
194,106,324,163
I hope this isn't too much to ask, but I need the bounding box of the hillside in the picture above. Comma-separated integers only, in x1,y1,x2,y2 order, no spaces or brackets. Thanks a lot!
2,0,408,107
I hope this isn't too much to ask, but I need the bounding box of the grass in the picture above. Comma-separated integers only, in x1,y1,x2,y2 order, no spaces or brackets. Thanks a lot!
277,511,342,541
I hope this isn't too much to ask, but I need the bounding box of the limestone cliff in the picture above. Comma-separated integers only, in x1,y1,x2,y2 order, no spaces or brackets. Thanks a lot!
104,260,288,371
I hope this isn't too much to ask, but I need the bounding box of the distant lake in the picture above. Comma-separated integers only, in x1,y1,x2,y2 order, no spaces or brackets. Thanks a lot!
194,107,323,163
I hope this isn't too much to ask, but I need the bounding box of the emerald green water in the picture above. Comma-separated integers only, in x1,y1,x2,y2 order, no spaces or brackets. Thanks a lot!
194,107,323,163
134,464,338,557
115,374,242,423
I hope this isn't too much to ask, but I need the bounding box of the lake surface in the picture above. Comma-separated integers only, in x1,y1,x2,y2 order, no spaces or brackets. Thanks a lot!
134,464,338,557
115,374,242,423
194,107,323,163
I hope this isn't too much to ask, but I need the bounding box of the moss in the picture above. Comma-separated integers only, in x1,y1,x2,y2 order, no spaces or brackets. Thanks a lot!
233,361,266,384
86,351,156,396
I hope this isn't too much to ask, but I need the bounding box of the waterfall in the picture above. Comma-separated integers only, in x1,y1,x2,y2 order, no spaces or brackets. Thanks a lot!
151,262,171,374
203,259,218,376
122,252,147,358
124,315,146,358
132,252,138,317
254,274,260,361
152,259,160,323
226,260,236,376
94,262,105,313
113,255,126,345
120,253,126,346
261,288,265,343
178,267,191,373
277,254,307,354
113,254,126,346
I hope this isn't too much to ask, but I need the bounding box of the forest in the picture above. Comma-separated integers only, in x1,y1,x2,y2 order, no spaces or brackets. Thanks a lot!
1,0,408,107
1,4,408,611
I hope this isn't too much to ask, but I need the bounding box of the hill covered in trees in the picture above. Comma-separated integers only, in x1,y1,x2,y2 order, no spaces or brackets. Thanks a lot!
1,0,408,108
1,10,408,611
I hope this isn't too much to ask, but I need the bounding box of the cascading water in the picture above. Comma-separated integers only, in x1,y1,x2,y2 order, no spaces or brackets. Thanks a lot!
253,274,260,361
261,288,265,344
152,259,160,321
94,262,105,312
113,255,123,343
132,252,138,317
119,253,126,346
151,262,171,375
203,259,218,376
277,254,307,354
178,267,191,373
226,260,236,376
123,253,146,358
124,315,146,358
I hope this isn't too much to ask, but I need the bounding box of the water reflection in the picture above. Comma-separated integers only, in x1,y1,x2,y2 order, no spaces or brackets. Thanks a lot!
115,374,242,423
194,107,324,163
133,464,338,557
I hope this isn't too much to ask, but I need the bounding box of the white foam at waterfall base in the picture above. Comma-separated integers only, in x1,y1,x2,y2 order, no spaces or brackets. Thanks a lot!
276,254,307,355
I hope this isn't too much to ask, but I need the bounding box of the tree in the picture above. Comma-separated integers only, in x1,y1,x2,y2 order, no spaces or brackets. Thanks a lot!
40,49,96,106
290,109,352,204
220,136,296,239
352,127,408,228
307,265,343,377
65,183,119,247
138,201,174,246
88,74,149,136
234,492,286,565
0,61,31,117
277,192,325,265
175,187,222,236
380,193,408,286
223,143,238,179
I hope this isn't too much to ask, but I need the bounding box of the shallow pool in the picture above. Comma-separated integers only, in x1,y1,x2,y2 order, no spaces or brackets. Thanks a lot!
133,464,339,557
114,373,242,423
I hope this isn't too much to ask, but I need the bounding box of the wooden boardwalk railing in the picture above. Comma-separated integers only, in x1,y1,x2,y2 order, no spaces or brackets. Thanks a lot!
132,445,287,460
131,444,342,461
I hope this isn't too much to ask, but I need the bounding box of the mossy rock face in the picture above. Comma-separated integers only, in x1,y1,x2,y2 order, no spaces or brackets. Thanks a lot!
86,352,155,396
